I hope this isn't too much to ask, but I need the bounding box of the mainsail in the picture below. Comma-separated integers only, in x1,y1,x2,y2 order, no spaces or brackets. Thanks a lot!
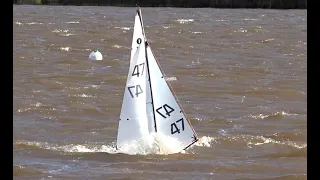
116,8,198,153
116,10,148,148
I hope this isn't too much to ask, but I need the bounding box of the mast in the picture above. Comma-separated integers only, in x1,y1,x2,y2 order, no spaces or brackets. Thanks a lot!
137,8,158,132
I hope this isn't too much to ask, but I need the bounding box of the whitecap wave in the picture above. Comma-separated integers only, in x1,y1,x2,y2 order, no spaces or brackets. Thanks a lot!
52,29,74,36
14,21,23,26
113,45,123,48
115,27,131,30
60,47,70,51
248,111,298,119
64,21,79,24
165,76,177,82
176,19,194,24
248,136,307,149
26,22,43,25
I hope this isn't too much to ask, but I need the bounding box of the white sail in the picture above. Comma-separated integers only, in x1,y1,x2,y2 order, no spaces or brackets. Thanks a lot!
146,68,156,134
116,10,148,149
135,8,156,134
116,8,198,153
146,45,198,153
130,9,145,63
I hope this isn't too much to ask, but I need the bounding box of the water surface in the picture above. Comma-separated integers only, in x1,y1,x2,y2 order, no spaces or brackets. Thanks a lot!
13,5,307,180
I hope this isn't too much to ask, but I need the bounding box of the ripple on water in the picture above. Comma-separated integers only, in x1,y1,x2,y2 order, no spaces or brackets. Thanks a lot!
13,6,306,180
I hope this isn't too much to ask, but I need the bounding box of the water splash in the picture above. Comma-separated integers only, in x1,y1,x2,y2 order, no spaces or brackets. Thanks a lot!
13,135,215,156
194,136,216,147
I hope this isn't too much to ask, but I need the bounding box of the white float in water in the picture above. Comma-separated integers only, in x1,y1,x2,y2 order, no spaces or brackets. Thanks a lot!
89,50,103,60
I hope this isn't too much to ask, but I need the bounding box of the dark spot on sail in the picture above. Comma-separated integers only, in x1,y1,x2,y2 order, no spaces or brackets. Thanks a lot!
137,38,142,44
161,76,163,78
180,111,182,113
127,118,129,120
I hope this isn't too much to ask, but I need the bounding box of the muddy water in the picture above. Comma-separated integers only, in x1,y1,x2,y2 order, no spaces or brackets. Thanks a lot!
13,5,306,180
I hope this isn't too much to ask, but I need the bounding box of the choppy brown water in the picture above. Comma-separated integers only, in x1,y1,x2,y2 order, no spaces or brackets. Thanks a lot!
13,5,306,180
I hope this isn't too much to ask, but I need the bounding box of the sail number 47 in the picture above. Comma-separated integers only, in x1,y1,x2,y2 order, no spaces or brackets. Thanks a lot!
128,85,143,98
156,104,174,118
171,118,185,134
156,104,185,135
132,63,145,77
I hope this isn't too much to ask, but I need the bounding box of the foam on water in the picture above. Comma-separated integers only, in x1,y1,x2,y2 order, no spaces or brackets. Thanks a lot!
68,93,97,98
64,21,79,24
194,136,216,147
14,133,305,157
13,135,215,155
84,85,100,89
59,47,70,51
115,133,215,155
165,76,177,82
241,18,261,21
14,21,44,25
247,136,307,149
115,27,131,33
14,21,23,26
60,33,74,37
26,22,43,25
52,29,74,36
247,111,298,120
112,45,123,48
115,27,131,30
115,132,183,155
17,107,58,113
176,19,194,24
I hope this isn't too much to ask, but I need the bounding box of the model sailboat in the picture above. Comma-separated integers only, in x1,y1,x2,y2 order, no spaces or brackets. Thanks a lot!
116,8,198,154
